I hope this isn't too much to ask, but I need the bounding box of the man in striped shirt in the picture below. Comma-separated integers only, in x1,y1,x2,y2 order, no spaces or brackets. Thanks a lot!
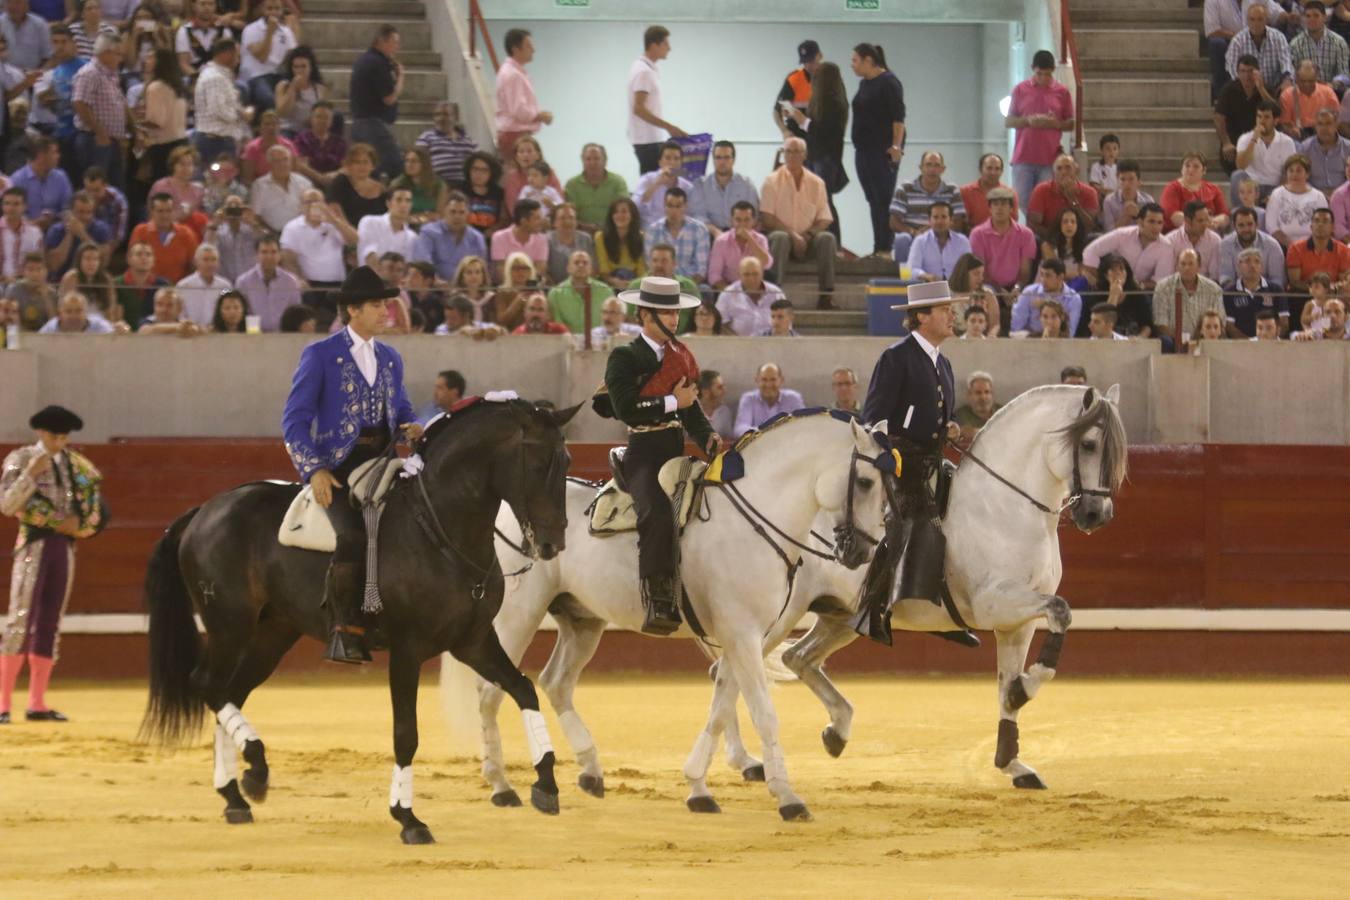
888,151,966,264
1225,4,1293,95
71,35,128,189
417,102,478,186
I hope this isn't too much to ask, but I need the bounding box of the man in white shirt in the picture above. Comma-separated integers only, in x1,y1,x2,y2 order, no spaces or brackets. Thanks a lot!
1233,100,1297,202
715,256,786,336
627,24,686,174
176,0,229,77
494,27,551,160
238,0,296,110
0,186,43,282
175,242,232,326
587,295,642,348
280,189,355,291
248,145,313,232
357,187,415,268
631,141,692,225
193,39,253,163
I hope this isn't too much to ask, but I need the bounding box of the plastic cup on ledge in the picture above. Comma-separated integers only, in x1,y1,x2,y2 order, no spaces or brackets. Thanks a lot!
245,315,262,334
899,265,913,280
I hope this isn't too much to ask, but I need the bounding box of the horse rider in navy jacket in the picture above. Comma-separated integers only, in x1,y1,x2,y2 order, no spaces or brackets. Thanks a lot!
282,266,422,663
851,280,961,645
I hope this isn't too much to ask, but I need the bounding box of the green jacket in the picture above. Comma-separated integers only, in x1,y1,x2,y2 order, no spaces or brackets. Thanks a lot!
603,336,714,449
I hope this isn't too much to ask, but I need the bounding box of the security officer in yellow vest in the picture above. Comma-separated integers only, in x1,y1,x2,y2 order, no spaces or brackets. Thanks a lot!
851,281,961,644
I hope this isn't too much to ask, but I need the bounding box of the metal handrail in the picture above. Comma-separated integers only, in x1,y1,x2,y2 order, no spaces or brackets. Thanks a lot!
1059,0,1086,152
467,0,501,73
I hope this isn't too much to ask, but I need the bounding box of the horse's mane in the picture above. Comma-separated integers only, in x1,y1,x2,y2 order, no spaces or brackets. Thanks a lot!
969,385,1127,493
418,398,552,450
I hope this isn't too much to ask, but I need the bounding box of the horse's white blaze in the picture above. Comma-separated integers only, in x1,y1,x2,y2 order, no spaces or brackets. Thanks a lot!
212,724,235,789
521,708,552,766
389,764,413,809
216,703,258,751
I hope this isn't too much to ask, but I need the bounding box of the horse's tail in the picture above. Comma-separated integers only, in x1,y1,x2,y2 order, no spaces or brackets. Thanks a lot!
439,652,487,752
700,638,800,684
138,506,205,747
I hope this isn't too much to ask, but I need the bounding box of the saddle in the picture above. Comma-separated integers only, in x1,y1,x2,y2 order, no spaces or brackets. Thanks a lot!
587,450,708,536
278,455,406,553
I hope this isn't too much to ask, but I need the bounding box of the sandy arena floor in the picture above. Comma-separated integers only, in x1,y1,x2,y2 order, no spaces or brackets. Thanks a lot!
2,672,1348,898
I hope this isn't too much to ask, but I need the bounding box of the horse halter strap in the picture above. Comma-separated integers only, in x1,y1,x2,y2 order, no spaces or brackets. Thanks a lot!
960,436,1110,519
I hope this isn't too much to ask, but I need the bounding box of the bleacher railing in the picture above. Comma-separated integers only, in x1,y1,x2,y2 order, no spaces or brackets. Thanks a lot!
467,0,501,73
1059,0,1086,152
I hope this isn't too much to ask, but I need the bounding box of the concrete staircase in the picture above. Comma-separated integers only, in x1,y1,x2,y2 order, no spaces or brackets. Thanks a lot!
303,0,445,146
1072,0,1221,200
786,257,898,336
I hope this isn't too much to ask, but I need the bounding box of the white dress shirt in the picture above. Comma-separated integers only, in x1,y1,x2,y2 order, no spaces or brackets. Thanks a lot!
357,213,416,268
911,328,942,369
347,325,378,386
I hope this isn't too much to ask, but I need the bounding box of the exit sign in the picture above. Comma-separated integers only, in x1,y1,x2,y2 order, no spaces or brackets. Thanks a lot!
847,0,880,9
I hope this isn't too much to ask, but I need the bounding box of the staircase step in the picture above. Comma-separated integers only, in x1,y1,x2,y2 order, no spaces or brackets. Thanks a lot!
302,19,433,51
1083,106,1216,126
1077,28,1200,60
1071,8,1202,26
1083,78,1211,108
1084,126,1218,158
329,68,445,101
1081,57,1208,75
794,310,867,335
315,48,442,68
304,0,426,15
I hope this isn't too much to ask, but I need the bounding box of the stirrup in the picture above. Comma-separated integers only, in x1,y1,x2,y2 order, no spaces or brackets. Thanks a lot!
325,626,372,665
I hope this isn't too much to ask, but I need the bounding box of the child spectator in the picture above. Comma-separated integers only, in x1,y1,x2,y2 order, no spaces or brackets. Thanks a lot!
519,161,563,214
2,254,55,331
1089,133,1119,200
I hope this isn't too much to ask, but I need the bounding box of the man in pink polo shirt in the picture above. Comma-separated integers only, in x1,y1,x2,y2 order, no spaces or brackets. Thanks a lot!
494,28,552,162
708,200,772,289
490,197,548,282
969,186,1036,299
1005,49,1075,215
1082,202,1176,289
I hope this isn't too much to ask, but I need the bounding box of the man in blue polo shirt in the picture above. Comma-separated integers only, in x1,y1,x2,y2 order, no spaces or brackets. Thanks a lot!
410,191,485,280
10,137,72,229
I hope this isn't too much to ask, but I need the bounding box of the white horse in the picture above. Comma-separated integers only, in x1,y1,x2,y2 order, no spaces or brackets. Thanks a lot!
448,413,892,821
452,384,1126,808
783,383,1127,789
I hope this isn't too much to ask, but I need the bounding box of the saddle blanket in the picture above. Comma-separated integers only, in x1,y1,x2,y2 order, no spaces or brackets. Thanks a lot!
278,456,406,552
589,456,707,536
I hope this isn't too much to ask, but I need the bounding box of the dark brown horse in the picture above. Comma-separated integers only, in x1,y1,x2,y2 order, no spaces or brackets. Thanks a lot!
139,399,579,843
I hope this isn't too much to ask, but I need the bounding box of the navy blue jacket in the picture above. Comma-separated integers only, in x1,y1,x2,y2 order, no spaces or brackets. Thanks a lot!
862,334,955,454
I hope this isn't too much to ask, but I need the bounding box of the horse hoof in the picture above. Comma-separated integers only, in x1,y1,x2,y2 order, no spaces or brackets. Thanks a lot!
578,773,605,798
1013,773,1048,790
687,795,721,814
531,785,560,815
240,771,269,803
400,825,435,845
491,790,522,808
742,764,766,782
223,808,253,825
779,803,813,822
822,726,847,758
1006,677,1030,711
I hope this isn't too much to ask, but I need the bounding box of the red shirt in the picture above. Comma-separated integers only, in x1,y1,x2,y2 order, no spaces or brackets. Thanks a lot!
1159,180,1230,233
1285,236,1350,283
959,180,1019,230
512,321,570,335
129,222,200,283
1028,180,1099,230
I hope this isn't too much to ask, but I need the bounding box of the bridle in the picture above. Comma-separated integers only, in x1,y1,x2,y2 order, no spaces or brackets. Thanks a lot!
959,431,1112,520
409,420,567,597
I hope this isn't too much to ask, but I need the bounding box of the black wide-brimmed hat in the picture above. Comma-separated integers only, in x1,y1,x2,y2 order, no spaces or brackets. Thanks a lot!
30,405,83,434
617,276,702,310
333,265,400,306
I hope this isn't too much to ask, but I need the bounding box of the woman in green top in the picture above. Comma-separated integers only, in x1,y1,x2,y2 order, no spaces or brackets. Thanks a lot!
391,147,450,227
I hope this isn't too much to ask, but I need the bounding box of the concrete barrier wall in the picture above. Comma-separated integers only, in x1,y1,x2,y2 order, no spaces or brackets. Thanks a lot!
1,334,1347,444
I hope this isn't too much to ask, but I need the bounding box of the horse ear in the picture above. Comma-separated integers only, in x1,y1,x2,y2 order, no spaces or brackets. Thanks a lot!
1082,386,1095,410
549,402,584,427
1105,383,1121,406
850,418,875,454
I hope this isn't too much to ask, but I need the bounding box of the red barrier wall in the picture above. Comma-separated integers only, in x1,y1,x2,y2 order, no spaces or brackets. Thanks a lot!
2,440,1348,677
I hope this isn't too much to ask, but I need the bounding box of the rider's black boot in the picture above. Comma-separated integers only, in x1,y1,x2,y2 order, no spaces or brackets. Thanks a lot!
849,537,895,646
640,574,682,636
323,561,372,664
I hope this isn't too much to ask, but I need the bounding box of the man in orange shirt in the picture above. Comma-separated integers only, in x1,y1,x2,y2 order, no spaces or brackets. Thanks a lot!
760,136,835,307
1279,61,1338,140
1284,206,1350,324
129,192,201,283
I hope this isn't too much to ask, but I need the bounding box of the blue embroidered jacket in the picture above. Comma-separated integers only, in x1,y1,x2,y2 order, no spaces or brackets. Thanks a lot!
281,329,417,482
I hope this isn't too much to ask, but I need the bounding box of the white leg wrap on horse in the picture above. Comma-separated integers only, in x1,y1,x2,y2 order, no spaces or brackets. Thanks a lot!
683,730,717,781
216,703,259,752
521,709,553,766
389,764,414,809
557,710,595,755
213,724,235,789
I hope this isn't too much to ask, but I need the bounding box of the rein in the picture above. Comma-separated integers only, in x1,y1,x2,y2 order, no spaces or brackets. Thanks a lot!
957,430,1112,521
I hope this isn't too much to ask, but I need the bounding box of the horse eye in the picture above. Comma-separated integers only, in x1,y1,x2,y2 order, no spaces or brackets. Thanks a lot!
857,477,875,491
1082,440,1098,453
